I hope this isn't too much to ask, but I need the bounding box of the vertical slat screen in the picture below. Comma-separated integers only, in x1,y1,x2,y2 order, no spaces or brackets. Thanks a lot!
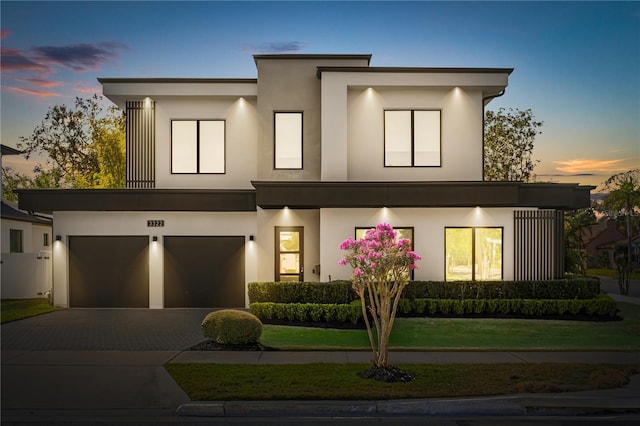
514,210,564,280
126,100,155,188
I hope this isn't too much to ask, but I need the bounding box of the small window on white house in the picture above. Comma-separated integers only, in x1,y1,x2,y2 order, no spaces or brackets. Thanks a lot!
43,233,49,247
274,112,302,169
10,229,23,253
171,120,225,174
384,110,441,167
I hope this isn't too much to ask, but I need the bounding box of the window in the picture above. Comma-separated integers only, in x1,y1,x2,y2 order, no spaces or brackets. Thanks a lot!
384,110,441,167
355,226,415,279
10,229,23,253
43,233,49,247
171,120,225,173
445,227,502,281
274,112,302,169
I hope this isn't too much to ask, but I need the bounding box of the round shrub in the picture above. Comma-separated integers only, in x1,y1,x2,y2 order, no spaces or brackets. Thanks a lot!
201,309,263,345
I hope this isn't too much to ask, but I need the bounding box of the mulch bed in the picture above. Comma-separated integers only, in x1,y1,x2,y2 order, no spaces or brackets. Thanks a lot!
357,365,417,383
189,339,278,351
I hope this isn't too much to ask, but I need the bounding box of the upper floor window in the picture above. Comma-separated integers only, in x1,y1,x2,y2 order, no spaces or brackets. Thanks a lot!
384,110,441,167
274,112,302,169
43,233,49,247
10,229,23,253
171,120,225,174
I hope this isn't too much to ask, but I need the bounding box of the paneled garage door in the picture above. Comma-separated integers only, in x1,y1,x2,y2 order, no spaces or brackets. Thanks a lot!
69,236,149,308
163,236,245,308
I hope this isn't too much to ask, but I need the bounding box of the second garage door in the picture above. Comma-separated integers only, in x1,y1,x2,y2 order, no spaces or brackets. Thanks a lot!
163,236,245,308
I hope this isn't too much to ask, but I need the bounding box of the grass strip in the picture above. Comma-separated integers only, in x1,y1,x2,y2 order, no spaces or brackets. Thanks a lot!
1,298,61,324
259,302,640,351
165,363,639,401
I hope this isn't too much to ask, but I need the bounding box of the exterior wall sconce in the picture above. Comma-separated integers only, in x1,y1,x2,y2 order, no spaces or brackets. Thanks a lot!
152,236,158,242
56,235,62,241
249,235,255,241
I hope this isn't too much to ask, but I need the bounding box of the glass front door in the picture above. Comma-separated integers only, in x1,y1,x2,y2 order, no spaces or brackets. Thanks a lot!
275,226,304,282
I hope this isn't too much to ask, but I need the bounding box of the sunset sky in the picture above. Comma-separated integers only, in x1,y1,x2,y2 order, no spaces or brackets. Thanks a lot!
1,1,638,191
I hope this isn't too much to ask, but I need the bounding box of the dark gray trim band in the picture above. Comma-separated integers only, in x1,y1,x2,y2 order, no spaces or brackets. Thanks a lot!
317,67,514,79
16,189,257,213
98,78,258,84
251,181,593,210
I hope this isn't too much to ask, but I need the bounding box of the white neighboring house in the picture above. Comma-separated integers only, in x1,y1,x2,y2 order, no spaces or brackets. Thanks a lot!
1,200,53,300
16,54,593,309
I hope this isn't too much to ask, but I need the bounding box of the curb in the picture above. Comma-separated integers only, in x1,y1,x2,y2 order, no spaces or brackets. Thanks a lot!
177,394,640,417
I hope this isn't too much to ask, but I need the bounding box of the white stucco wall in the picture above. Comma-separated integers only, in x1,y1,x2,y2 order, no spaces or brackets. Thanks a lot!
154,97,258,189
1,220,52,299
347,87,483,181
51,211,257,308
320,207,532,283
321,71,508,181
256,208,321,282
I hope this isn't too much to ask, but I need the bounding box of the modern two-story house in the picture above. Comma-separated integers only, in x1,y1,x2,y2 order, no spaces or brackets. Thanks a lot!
17,54,592,309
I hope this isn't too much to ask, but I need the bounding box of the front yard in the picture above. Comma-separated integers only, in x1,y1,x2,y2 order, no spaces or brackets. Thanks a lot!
0,298,61,324
259,302,640,351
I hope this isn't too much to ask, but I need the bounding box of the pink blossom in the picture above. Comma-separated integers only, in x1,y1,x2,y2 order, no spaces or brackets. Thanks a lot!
353,268,363,277
338,258,348,266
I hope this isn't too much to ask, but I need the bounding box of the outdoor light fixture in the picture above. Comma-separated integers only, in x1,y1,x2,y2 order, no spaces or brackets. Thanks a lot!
56,235,61,241
152,236,158,242
249,235,255,241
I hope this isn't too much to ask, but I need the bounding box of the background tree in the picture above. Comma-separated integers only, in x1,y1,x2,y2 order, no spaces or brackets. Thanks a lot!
564,206,597,275
597,169,640,294
484,108,542,182
12,95,125,190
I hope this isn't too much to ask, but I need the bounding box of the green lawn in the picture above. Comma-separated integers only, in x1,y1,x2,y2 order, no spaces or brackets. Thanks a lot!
260,302,640,350
587,268,640,279
1,298,61,324
165,363,639,401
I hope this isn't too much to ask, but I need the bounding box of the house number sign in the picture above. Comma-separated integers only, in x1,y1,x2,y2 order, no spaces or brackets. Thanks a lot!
147,220,165,227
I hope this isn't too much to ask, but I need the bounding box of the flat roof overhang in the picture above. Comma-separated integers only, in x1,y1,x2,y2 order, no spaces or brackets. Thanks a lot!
252,181,594,210
15,189,257,214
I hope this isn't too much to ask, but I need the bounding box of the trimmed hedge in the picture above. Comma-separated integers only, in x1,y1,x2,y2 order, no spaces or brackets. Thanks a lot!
248,281,355,304
402,276,600,300
250,301,362,324
248,276,600,304
250,294,618,323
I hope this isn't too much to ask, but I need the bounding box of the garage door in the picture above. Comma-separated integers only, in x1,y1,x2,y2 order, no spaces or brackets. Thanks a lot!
163,236,245,308
69,236,149,308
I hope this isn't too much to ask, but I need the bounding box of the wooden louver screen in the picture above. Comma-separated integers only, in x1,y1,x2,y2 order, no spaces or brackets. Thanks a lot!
514,210,564,280
126,100,155,188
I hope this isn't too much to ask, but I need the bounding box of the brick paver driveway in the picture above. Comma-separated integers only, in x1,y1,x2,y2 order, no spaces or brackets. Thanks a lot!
1,308,214,350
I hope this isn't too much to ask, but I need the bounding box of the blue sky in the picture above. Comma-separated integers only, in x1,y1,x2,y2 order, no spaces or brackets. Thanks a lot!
1,1,638,189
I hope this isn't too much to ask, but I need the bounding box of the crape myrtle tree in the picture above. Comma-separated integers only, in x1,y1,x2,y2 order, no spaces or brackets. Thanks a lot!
484,108,542,182
339,223,421,380
597,169,640,295
7,95,125,191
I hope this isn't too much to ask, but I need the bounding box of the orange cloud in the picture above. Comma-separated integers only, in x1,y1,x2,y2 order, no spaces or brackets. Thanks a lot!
6,86,60,97
553,158,630,174
15,78,64,88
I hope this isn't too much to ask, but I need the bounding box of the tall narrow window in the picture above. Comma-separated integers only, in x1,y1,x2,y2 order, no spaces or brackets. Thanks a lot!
10,229,23,253
445,227,502,281
171,120,225,174
384,110,441,167
275,226,304,282
274,112,302,169
43,233,49,247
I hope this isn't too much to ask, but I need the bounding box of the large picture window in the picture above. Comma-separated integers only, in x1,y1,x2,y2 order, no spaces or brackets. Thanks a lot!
274,112,302,169
171,120,225,174
384,110,441,167
445,227,502,281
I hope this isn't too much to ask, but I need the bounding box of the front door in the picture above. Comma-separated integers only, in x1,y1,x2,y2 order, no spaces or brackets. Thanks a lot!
275,226,304,282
